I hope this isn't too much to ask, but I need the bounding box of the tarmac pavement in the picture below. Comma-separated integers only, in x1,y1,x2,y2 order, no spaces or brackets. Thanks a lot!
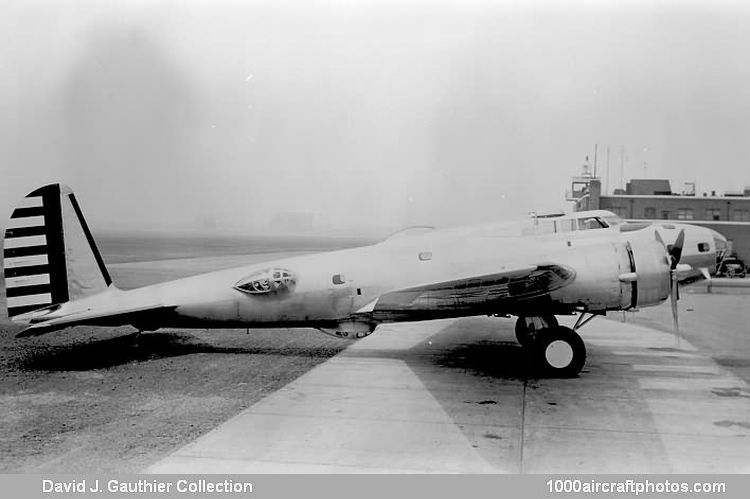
149,314,750,474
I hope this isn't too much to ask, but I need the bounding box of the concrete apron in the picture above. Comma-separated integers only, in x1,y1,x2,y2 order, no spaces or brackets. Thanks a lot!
149,316,750,473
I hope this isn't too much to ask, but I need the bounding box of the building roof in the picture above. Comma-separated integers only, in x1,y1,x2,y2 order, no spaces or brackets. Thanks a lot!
625,179,672,195
601,193,750,201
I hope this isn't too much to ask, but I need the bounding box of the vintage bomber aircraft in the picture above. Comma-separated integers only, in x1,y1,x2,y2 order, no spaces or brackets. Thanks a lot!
4,184,710,376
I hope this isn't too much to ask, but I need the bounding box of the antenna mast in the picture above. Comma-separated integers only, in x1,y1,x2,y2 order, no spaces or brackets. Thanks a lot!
593,144,598,178
605,146,610,195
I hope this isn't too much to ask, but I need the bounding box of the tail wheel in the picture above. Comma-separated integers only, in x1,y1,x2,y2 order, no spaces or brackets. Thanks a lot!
514,315,558,347
534,326,586,377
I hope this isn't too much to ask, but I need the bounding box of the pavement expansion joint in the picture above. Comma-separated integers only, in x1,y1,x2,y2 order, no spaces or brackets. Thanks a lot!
149,312,750,474
518,380,527,474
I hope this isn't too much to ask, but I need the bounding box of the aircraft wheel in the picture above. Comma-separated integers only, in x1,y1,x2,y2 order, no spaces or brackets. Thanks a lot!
515,315,558,348
534,326,586,377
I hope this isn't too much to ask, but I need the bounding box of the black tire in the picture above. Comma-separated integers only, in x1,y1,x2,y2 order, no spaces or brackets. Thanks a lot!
533,326,586,377
514,315,559,348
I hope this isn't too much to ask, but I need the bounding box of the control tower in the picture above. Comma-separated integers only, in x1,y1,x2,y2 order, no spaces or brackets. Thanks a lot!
565,157,601,212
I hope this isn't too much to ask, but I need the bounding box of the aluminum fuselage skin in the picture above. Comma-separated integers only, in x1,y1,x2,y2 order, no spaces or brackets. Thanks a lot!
40,225,676,332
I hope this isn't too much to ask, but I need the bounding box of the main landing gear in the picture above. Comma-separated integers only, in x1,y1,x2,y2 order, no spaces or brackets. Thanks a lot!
515,314,590,377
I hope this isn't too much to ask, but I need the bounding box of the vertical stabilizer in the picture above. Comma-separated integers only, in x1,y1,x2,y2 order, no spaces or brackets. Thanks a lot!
3,184,112,319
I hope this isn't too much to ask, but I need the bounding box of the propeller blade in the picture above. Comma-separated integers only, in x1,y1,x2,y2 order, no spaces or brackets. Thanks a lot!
670,229,685,270
699,267,712,281
671,270,680,334
667,230,685,339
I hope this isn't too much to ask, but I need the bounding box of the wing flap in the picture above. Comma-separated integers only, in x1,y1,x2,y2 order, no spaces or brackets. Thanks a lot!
372,264,575,314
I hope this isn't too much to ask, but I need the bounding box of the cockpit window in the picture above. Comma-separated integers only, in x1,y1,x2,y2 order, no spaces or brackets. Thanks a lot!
697,242,710,253
601,215,624,227
577,217,609,230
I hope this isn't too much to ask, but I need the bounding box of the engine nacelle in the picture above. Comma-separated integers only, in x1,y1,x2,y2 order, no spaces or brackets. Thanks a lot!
318,321,375,340
549,229,670,312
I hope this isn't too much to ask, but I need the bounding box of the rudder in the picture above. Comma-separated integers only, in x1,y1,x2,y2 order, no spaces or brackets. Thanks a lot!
4,184,112,319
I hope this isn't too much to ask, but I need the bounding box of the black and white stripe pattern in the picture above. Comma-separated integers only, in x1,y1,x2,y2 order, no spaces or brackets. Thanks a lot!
3,185,68,317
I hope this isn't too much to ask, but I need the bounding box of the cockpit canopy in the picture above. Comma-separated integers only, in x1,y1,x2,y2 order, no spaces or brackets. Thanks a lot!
235,268,297,295
523,210,622,235
555,210,626,229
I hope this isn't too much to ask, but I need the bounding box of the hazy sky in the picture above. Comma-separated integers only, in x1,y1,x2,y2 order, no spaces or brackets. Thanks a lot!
1,0,749,235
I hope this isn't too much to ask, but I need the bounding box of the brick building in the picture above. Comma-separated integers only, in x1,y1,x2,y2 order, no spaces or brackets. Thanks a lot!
568,176,750,263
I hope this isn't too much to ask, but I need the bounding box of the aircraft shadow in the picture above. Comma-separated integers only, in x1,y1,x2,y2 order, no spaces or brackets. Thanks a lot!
347,318,536,380
425,339,535,380
406,319,534,472
14,331,345,371
343,318,537,472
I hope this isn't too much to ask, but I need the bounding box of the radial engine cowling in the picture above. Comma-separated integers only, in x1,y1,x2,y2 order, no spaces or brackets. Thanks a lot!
550,229,671,312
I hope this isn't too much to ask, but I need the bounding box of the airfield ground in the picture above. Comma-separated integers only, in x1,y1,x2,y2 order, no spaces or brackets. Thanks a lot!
1,249,749,473
149,290,750,474
0,252,348,473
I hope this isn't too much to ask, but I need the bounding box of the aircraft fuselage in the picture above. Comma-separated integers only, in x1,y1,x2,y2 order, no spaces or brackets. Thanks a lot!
59,227,669,338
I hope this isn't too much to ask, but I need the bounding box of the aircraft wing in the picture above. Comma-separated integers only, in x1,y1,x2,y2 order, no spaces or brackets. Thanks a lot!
15,304,176,337
368,264,575,316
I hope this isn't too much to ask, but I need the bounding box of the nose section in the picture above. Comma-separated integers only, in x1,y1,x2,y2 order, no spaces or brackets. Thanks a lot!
677,225,726,275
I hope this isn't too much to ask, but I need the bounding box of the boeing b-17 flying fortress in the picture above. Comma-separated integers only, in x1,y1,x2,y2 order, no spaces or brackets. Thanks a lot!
4,183,724,377
1,183,748,474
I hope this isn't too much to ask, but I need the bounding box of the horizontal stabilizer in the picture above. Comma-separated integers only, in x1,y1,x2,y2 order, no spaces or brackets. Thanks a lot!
16,304,176,337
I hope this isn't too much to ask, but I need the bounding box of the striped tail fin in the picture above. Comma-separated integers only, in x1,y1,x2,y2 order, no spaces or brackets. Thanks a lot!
4,184,113,320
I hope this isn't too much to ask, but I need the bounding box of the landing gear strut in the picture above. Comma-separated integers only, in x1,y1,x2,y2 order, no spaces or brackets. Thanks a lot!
514,315,587,377
514,315,558,347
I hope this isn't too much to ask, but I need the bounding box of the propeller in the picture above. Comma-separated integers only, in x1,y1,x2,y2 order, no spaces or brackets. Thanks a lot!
669,229,685,271
668,229,685,335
